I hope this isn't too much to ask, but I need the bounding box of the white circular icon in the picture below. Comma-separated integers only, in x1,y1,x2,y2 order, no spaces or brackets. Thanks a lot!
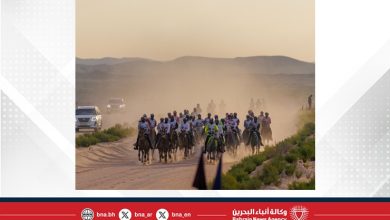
156,208,169,220
119,209,132,220
81,208,94,220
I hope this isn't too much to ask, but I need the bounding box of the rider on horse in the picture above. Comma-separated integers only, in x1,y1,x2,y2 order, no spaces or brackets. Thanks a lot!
155,118,164,147
134,116,153,150
203,113,212,127
233,112,242,141
169,116,178,131
227,114,239,139
179,118,193,146
215,118,226,152
246,116,262,146
148,113,156,130
261,112,273,143
155,117,171,148
194,114,204,128
204,118,218,152
258,111,265,123
243,115,252,144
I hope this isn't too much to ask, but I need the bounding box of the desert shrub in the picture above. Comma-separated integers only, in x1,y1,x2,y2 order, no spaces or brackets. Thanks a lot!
288,178,315,190
243,160,257,173
229,168,249,183
222,111,315,189
76,124,135,148
285,154,298,163
285,163,296,176
295,170,303,179
76,135,99,147
94,132,119,142
252,154,267,166
297,139,315,162
222,174,239,189
262,146,277,159
241,177,263,189
106,124,135,138
261,165,280,185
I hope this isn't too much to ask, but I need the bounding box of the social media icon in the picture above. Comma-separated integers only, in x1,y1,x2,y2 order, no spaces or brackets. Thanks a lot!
156,208,169,220
81,208,94,220
119,208,132,220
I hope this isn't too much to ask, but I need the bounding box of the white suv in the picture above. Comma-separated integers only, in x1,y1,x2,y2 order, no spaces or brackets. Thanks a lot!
106,98,126,113
76,106,102,132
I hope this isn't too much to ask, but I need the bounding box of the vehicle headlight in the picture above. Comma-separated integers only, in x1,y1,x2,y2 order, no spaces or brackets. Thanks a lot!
91,116,97,121
107,104,111,108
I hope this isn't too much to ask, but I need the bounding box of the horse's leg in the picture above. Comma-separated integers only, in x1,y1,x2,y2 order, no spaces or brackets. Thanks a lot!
145,149,148,164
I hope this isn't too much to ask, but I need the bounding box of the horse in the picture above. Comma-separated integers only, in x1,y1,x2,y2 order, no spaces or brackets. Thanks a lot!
194,126,204,145
149,128,157,160
216,134,225,160
249,129,261,155
261,125,273,145
225,129,239,156
157,130,170,163
178,130,191,159
138,130,151,165
206,133,218,164
242,128,250,146
169,129,179,161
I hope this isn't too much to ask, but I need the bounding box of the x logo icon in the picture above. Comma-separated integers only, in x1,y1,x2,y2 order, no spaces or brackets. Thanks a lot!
121,211,129,219
158,211,166,219
119,209,131,220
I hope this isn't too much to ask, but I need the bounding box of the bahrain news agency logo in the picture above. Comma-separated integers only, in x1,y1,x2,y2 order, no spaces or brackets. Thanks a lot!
290,206,309,220
81,208,94,220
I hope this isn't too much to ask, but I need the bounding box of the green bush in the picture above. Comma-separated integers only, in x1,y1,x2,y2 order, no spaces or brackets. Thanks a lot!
252,154,267,165
285,154,298,163
76,124,135,148
229,168,249,183
295,170,303,179
285,163,296,176
297,139,315,162
94,132,119,142
76,135,99,147
241,177,263,190
288,178,315,190
222,174,239,189
261,164,280,185
106,124,134,138
222,111,315,190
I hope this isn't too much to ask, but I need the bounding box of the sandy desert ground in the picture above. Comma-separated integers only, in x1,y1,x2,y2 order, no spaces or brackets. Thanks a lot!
76,136,248,190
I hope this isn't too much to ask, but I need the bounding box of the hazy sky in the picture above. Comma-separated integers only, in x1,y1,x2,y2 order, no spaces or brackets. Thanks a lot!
77,0,314,62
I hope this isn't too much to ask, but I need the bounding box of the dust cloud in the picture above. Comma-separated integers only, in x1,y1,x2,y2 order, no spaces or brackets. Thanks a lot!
77,60,314,143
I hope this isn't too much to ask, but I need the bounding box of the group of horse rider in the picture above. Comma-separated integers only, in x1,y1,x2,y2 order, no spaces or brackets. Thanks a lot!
133,105,273,153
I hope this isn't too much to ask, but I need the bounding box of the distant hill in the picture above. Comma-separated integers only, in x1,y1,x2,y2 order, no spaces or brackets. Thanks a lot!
76,57,155,66
76,56,314,75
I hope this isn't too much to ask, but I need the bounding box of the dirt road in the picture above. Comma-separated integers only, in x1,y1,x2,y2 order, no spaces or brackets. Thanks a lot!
76,137,243,190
